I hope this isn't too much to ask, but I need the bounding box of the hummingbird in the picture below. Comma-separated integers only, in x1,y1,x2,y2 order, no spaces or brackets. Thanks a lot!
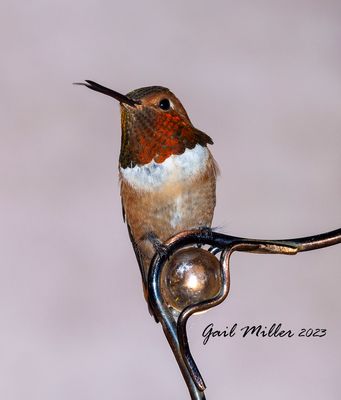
75,80,218,315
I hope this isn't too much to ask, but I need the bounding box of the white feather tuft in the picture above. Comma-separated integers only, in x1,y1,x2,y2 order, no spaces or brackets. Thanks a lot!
120,144,209,191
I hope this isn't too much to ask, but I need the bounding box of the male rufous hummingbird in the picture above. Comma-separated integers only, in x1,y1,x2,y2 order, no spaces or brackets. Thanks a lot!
76,80,218,315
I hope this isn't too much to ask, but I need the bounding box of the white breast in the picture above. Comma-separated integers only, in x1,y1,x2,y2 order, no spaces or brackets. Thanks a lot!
120,144,209,191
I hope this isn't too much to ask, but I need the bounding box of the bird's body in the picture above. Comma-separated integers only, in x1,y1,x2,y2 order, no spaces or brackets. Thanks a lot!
120,143,217,294
76,80,217,309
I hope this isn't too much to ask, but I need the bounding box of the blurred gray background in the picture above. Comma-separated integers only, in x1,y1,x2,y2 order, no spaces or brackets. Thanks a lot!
1,1,340,399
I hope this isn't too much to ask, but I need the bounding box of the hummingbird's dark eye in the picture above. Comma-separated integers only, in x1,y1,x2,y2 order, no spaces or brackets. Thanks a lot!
159,98,171,110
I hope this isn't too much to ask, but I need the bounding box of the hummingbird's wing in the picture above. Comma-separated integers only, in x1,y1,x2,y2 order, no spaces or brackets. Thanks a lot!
122,201,148,289
127,223,147,286
122,200,158,321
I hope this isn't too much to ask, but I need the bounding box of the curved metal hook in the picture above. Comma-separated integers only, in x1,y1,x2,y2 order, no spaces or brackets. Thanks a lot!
148,228,341,399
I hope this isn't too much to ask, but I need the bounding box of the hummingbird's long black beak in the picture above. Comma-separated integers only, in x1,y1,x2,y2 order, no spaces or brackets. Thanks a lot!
73,80,140,107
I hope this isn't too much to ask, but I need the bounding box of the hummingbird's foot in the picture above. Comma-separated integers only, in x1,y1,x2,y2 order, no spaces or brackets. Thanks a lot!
198,226,214,241
145,232,169,259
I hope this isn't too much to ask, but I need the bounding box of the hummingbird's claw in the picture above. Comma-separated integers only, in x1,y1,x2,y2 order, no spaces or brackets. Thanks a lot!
198,226,214,241
146,232,169,259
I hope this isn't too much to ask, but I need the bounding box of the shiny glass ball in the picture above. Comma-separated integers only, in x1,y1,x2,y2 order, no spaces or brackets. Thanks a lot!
161,247,222,312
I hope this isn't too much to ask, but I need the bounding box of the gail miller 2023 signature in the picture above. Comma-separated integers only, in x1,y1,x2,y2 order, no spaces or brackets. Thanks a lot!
202,323,327,345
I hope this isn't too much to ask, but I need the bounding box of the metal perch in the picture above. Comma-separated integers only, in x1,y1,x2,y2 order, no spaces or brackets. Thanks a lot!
148,228,341,400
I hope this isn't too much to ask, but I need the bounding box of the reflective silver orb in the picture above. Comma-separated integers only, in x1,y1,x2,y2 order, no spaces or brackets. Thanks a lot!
161,247,222,311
